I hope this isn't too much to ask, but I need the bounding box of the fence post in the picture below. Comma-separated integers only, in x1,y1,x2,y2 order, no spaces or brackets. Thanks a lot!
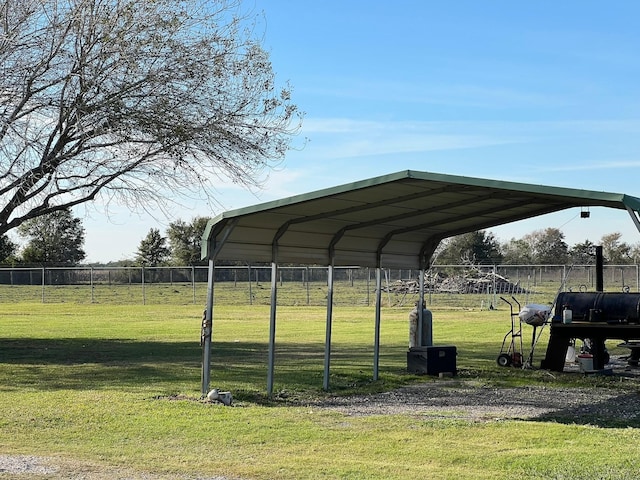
192,266,196,304
41,267,45,303
384,269,391,306
248,264,253,305
90,267,94,303
492,265,497,309
141,267,146,305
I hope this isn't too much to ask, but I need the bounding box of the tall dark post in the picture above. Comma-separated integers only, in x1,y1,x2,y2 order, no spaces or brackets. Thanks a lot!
595,245,604,292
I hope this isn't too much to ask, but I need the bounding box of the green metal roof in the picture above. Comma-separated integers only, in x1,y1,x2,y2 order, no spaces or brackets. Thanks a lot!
202,170,640,269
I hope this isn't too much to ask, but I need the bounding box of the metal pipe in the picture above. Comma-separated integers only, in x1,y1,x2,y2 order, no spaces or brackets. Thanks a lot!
323,263,334,391
596,245,604,292
267,261,278,397
141,267,146,305
191,266,196,304
373,266,382,381
418,268,425,344
248,264,252,305
201,259,215,397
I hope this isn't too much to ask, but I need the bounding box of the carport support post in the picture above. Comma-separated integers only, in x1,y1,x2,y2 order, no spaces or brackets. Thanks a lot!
201,259,215,397
373,266,382,381
323,263,335,391
267,261,278,397
626,206,640,235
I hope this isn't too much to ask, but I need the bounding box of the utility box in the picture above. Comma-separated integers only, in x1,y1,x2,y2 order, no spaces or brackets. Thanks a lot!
407,345,457,376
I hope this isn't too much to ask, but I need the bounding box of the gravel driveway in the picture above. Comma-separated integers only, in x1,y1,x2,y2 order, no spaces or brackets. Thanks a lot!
311,378,640,424
311,356,640,425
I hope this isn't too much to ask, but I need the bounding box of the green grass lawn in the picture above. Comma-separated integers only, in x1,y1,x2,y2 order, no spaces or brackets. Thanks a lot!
1,302,640,479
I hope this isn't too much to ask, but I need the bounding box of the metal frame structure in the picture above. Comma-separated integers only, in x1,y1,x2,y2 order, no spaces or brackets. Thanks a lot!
199,170,640,396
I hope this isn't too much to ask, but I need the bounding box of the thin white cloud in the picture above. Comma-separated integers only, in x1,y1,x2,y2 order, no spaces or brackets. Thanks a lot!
299,118,526,159
208,167,320,210
303,117,640,136
299,118,640,163
309,134,515,159
537,160,640,174
301,76,565,109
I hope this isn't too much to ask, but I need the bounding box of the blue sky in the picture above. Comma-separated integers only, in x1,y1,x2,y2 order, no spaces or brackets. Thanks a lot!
82,0,640,262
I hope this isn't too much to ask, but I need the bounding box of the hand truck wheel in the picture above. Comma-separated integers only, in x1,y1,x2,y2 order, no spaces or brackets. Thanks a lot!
497,353,512,367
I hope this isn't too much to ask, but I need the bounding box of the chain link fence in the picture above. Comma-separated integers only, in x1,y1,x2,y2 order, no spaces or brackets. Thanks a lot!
0,264,637,307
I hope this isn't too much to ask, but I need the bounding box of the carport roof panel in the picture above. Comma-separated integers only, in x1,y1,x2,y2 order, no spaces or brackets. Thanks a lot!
202,170,640,267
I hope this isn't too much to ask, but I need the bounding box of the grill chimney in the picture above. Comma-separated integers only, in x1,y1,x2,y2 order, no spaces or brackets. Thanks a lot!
595,245,603,292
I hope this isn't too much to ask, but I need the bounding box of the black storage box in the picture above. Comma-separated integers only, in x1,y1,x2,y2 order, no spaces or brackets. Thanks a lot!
407,345,457,376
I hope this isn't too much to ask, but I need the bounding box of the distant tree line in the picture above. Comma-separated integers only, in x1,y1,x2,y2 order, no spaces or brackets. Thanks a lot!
0,210,215,268
435,228,640,266
134,217,211,267
2,211,639,269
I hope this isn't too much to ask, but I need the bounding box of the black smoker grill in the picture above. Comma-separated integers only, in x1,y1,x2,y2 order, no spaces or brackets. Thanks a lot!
542,246,640,371
552,291,640,325
541,293,640,371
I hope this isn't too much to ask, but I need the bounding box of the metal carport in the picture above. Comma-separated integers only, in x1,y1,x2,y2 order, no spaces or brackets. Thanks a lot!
200,170,640,396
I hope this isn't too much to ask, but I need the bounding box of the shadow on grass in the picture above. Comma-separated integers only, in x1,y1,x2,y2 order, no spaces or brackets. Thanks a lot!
0,338,398,395
6,337,635,425
1,336,572,404
0,338,201,391
0,338,199,365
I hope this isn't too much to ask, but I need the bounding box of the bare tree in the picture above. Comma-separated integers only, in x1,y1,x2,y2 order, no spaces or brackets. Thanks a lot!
0,0,301,236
